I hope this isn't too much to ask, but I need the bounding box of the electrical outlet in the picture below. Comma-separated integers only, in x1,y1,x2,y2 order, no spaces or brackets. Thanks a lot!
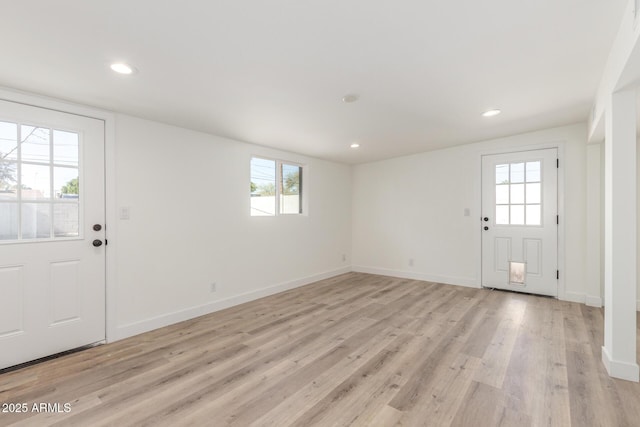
210,282,217,292
409,258,414,267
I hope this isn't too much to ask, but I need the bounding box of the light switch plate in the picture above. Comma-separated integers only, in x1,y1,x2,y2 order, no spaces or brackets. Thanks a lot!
119,206,130,220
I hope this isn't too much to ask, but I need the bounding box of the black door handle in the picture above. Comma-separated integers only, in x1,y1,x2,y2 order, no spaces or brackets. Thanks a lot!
483,217,489,222
93,224,102,231
483,226,489,231
92,239,103,247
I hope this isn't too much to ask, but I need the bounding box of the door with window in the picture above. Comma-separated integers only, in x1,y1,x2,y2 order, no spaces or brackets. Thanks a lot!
481,149,558,296
0,99,105,370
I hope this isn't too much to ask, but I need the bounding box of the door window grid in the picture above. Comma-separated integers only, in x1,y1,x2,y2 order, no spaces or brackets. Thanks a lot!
495,161,541,226
0,121,81,241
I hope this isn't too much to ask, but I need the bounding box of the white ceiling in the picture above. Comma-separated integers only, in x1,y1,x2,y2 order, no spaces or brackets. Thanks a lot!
0,1,628,164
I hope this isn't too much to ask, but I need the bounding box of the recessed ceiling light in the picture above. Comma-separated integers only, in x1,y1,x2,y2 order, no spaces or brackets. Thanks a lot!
110,63,136,75
342,94,359,103
482,109,501,117
350,143,360,148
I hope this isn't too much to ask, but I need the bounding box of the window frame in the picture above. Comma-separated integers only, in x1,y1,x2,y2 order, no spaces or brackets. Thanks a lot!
250,156,305,217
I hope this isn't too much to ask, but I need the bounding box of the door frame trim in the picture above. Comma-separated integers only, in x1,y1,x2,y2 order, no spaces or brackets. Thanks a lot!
475,141,566,300
0,86,118,343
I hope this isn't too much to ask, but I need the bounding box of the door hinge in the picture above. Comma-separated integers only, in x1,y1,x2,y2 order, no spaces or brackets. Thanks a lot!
556,215,559,225
105,239,108,246
556,158,559,168
557,270,559,280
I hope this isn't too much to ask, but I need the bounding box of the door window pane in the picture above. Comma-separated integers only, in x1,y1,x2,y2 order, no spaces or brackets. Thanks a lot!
495,185,509,204
54,168,79,199
495,164,509,184
0,161,17,191
53,130,79,166
0,202,18,240
526,205,541,225
510,163,525,183
250,157,276,216
526,161,541,182
510,205,525,225
53,203,79,237
526,183,540,204
0,121,18,161
496,205,509,225
21,203,51,239
21,163,50,199
21,125,50,163
510,184,524,204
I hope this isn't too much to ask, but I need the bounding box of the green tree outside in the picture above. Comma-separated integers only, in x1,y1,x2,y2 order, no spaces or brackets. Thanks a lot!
61,177,79,195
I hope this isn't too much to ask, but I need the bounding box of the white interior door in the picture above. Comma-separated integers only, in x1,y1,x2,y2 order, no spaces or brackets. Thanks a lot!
0,100,105,370
481,149,558,296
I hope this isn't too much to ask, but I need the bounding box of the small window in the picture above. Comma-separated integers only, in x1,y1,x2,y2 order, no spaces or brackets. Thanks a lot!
250,157,303,216
280,163,302,214
250,157,276,216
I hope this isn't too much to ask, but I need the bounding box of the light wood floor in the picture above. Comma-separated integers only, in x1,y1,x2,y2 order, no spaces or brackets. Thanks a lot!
1,272,639,426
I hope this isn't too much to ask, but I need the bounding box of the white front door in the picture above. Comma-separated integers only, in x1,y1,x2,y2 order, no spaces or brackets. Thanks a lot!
0,100,105,370
481,149,558,296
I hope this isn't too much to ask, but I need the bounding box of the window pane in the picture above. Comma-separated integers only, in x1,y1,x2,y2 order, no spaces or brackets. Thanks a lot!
0,202,18,240
0,121,18,161
526,183,540,204
526,161,541,182
54,167,79,199
280,163,301,214
495,164,509,184
0,160,17,191
53,130,79,166
495,185,509,204
21,203,51,239
496,205,509,225
21,163,50,199
510,163,524,183
21,125,50,163
510,184,524,204
53,203,79,237
510,205,525,225
250,157,275,216
526,205,541,225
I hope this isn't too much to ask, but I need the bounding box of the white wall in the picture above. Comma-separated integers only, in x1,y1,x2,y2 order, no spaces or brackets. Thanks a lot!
352,123,590,302
110,114,351,339
637,137,640,310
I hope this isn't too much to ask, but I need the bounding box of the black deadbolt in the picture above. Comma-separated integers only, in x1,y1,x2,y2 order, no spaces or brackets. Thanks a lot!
483,217,489,222
92,239,103,247
93,224,102,231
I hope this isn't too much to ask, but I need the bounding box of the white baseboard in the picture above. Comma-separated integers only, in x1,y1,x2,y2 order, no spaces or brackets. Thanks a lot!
560,292,585,304
602,346,640,382
585,295,603,308
560,292,603,308
112,266,351,342
351,265,479,288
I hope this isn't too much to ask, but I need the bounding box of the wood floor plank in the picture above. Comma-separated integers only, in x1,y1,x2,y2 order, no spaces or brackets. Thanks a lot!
1,272,639,427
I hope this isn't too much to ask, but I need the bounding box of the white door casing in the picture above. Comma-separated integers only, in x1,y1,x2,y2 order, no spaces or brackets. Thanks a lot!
481,149,558,297
0,100,105,370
